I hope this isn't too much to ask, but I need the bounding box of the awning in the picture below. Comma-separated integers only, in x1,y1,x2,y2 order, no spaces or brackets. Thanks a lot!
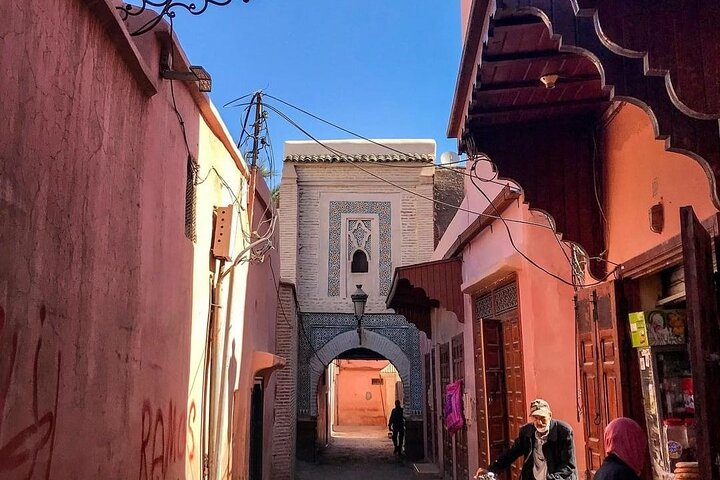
252,351,286,382
386,258,464,338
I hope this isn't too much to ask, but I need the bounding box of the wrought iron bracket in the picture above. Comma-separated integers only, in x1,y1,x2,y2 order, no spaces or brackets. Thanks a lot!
117,0,249,37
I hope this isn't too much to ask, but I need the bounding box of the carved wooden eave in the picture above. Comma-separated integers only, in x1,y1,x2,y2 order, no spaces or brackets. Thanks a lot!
386,258,465,339
449,0,720,279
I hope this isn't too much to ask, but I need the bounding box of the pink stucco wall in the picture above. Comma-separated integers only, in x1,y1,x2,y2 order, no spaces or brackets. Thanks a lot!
460,0,473,40
235,184,281,479
0,2,278,478
433,161,585,476
335,360,391,426
603,103,718,264
433,102,720,478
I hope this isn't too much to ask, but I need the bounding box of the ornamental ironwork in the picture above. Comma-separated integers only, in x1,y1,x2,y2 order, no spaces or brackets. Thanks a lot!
117,0,249,36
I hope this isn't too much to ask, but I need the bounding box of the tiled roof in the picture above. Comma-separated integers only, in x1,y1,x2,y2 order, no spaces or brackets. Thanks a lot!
284,153,434,163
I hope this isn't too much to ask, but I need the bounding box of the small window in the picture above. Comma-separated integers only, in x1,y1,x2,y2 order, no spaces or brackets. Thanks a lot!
371,378,383,385
351,250,368,273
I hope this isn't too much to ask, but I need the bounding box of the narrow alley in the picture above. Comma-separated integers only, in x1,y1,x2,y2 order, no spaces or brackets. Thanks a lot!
296,426,418,480
4,2,720,480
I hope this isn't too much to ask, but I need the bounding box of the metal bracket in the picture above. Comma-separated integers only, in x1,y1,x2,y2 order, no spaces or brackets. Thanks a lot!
160,44,212,92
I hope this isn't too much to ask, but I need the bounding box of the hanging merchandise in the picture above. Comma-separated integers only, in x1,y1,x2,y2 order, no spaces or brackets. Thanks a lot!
444,380,464,434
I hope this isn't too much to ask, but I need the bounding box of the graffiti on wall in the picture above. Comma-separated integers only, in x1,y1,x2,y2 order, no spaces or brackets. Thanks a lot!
0,304,62,478
138,399,196,480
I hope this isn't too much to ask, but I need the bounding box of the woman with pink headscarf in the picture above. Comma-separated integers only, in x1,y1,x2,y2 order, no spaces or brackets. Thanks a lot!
595,417,647,480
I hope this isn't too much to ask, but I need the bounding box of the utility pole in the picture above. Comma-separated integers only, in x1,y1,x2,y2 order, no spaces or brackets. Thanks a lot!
247,91,263,232
207,92,263,480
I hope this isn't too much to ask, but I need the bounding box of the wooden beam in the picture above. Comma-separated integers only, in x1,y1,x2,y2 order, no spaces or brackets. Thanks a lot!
474,75,600,94
468,98,607,120
447,0,493,139
481,51,578,67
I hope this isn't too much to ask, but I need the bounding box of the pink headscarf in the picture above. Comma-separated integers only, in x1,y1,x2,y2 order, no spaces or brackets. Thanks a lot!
604,417,646,475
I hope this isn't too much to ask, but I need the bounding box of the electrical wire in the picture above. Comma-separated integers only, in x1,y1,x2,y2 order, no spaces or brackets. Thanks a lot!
468,160,578,285
222,92,255,108
469,159,619,288
261,94,510,187
262,102,558,231
264,101,619,288
167,18,196,171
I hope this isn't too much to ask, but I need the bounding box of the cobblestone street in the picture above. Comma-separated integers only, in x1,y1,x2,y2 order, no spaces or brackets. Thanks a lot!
295,426,417,480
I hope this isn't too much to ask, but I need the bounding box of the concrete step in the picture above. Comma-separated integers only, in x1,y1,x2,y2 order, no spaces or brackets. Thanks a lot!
412,462,442,479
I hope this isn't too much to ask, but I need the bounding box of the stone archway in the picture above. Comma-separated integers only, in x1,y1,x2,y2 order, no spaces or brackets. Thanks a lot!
297,313,422,418
307,329,411,418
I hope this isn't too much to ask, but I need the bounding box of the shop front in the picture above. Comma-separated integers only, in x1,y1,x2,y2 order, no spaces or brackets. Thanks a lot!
575,209,720,480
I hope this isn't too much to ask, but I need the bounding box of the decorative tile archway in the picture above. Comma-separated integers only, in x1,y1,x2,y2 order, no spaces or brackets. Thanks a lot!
297,313,422,418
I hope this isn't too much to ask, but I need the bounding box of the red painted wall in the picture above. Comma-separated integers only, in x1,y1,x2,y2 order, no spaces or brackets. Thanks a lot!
603,103,718,264
433,160,586,475
336,360,392,426
0,1,277,478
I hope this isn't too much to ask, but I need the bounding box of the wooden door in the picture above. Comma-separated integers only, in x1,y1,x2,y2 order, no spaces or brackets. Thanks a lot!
680,207,720,480
425,353,435,462
576,281,628,479
502,316,525,480
476,318,509,477
594,282,627,427
452,334,469,480
577,289,603,476
440,342,454,480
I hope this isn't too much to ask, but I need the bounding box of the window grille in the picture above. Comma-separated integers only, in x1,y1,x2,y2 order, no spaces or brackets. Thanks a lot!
184,155,197,242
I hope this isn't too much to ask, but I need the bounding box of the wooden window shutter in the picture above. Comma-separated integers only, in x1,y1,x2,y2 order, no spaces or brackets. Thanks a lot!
680,207,720,480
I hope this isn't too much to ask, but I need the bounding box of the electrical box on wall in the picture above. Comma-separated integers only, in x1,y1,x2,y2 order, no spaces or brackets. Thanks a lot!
212,204,235,260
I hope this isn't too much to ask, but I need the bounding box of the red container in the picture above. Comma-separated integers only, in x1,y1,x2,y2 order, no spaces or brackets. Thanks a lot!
681,377,694,413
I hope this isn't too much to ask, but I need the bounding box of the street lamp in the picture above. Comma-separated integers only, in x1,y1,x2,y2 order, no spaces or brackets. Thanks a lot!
351,284,368,345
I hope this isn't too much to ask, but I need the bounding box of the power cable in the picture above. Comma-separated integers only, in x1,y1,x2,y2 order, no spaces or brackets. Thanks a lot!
261,94,510,186
263,100,619,288
469,159,619,288
166,18,196,170
467,160,578,284
262,102,557,231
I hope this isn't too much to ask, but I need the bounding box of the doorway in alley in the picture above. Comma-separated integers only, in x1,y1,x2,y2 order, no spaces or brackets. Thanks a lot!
303,347,408,470
330,352,403,429
473,279,526,480
296,313,424,463
249,379,263,480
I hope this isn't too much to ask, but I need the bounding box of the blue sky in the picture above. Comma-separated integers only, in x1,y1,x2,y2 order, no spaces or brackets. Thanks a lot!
172,1,462,187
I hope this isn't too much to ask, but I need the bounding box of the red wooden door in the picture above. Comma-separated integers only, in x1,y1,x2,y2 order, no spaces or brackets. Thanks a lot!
576,281,628,479
440,342,454,480
577,289,603,476
502,316,525,480
476,318,509,478
680,207,720,480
